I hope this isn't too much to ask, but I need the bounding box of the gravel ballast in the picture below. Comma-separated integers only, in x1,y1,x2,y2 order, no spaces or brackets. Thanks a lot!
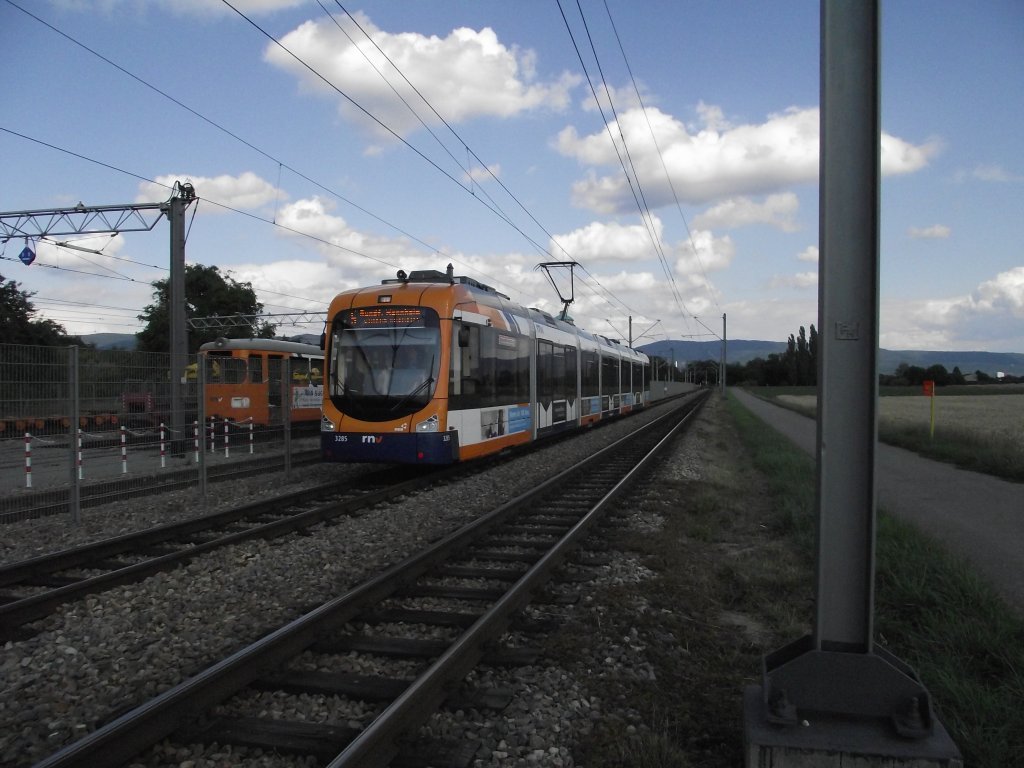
1,397,707,767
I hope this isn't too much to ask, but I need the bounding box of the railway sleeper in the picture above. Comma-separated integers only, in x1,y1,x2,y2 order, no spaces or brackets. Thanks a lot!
500,524,570,536
468,549,539,563
360,606,481,628
18,573,82,589
311,634,539,666
396,584,507,601
480,536,557,549
182,714,482,768
434,564,528,581
251,669,514,712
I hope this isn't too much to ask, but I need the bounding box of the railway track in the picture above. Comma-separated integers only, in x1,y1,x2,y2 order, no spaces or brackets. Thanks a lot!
0,445,323,523
33,391,708,768
0,462,457,641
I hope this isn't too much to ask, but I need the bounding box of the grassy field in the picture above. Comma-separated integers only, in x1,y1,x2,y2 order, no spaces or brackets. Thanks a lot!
751,385,1024,481
728,394,1024,767
555,394,1022,767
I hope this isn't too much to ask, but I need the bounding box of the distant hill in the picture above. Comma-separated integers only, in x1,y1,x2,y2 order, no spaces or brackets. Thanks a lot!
82,333,138,350
79,332,323,351
78,332,1022,376
637,339,1024,377
638,339,785,366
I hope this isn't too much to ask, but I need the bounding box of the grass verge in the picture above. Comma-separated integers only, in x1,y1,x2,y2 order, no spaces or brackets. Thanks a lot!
555,394,1022,767
748,386,1024,481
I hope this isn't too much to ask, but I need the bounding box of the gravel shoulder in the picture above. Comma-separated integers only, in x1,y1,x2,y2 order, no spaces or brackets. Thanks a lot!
731,388,1024,617
0,399,698,767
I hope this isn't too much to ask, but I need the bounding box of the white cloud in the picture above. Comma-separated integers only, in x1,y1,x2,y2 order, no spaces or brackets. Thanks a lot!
136,172,282,212
797,245,819,263
466,164,501,185
880,266,1024,351
967,164,1023,183
265,15,580,141
674,229,735,274
721,297,818,345
908,224,951,239
552,219,663,266
556,104,939,213
273,197,420,269
692,192,800,232
769,271,818,289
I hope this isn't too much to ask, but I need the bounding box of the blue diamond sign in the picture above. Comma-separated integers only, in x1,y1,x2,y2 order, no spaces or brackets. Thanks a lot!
19,245,36,265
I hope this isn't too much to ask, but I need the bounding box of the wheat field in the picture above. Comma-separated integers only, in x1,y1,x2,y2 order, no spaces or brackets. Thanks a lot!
777,393,1024,438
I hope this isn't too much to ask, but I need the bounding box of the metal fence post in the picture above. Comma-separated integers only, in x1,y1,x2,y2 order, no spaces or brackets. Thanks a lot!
282,357,292,480
198,349,207,499
68,345,81,524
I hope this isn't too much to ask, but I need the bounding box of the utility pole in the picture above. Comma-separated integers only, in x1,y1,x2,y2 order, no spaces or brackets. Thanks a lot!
166,183,196,455
745,3,960,764
720,313,727,398
0,182,198,455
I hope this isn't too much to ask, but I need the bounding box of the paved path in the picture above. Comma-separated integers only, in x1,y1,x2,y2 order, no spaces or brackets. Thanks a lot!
731,388,1024,617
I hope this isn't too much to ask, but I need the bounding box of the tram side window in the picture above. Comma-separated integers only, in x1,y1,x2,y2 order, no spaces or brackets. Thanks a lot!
632,362,641,394
451,324,529,409
219,357,247,384
581,349,599,397
601,354,620,397
292,357,322,383
553,344,567,402
565,345,578,404
205,353,225,383
538,340,554,402
537,341,571,403
248,354,264,384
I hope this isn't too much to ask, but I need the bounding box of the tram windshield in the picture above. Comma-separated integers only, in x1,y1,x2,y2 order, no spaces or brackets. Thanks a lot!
328,306,441,421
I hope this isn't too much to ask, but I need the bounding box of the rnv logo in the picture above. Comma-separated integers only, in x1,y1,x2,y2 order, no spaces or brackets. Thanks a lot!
361,435,383,444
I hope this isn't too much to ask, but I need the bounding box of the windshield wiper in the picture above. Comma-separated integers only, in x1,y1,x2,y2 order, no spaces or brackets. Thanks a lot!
389,375,434,413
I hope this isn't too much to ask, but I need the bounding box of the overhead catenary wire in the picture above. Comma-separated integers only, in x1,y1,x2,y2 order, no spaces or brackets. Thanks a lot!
5,0,555,313
557,0,695,337
6,0,669,335
218,0,560,269
601,0,721,315
226,0,646,324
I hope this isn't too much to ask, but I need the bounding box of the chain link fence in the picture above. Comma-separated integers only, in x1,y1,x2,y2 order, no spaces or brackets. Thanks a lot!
1,343,319,524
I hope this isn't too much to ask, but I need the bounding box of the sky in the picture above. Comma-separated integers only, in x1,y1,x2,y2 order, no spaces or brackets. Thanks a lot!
1,0,1022,353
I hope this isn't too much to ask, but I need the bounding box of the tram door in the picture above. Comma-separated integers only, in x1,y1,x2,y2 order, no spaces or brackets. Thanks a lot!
268,355,284,424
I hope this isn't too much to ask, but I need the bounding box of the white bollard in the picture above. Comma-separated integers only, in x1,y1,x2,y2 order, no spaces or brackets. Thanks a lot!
24,433,32,489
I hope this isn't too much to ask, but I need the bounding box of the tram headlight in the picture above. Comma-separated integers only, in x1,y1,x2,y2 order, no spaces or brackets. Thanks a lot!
321,414,336,432
415,414,439,433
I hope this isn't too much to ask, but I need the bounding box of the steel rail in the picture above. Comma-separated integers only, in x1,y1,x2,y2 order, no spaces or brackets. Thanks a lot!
329,392,708,767
0,466,444,637
33,392,706,768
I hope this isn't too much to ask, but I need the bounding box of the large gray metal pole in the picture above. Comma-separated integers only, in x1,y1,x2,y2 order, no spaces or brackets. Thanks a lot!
720,313,727,398
746,4,959,760
815,0,881,651
166,185,194,455
67,346,81,524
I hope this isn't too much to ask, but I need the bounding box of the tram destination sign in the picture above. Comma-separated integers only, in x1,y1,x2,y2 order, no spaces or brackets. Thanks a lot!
344,306,429,328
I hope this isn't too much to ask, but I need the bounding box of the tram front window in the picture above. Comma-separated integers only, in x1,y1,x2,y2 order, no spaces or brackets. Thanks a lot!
328,313,440,421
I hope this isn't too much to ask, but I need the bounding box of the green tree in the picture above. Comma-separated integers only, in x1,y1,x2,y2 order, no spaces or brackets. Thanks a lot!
0,273,82,346
136,264,275,353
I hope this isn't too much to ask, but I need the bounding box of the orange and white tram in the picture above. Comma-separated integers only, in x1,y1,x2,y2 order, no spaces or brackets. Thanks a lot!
320,267,651,464
199,338,323,427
